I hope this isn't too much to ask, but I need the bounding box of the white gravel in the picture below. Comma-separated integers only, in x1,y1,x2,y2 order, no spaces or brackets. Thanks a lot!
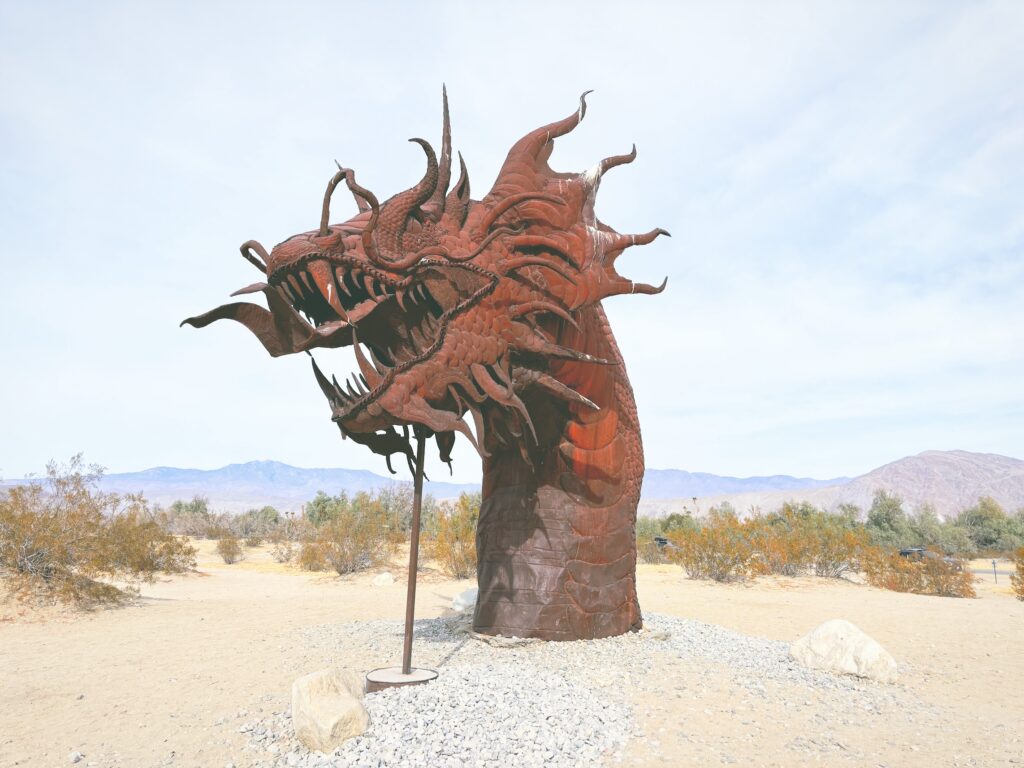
238,612,912,768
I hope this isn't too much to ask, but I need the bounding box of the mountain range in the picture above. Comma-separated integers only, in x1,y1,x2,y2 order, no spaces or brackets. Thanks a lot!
6,450,1021,517
639,450,1024,518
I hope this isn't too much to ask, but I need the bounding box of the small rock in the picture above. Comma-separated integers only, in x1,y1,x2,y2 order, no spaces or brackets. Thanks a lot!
790,619,898,683
452,587,478,612
69,753,84,765
372,572,395,586
292,668,369,752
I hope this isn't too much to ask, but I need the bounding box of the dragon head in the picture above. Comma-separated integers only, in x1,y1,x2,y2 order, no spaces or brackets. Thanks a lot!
183,89,668,474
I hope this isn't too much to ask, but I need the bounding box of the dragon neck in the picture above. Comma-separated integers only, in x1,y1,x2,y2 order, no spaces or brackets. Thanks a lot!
474,303,644,640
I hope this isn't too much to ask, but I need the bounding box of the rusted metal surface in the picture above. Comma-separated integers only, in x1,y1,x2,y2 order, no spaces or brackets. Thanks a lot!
183,88,668,641
402,431,427,675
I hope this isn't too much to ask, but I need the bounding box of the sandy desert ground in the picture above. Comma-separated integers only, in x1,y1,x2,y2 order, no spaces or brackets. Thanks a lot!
1,543,1022,768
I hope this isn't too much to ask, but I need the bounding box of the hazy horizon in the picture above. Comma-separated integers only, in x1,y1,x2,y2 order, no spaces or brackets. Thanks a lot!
2,2,1022,484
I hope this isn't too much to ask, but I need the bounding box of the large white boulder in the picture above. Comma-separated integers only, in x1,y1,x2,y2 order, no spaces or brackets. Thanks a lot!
790,619,898,683
372,572,395,586
452,587,478,612
291,669,369,752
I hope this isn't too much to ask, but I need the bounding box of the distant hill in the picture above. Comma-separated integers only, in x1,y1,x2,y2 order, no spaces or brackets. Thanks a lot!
642,468,847,499
7,450,1019,517
639,450,1024,519
93,461,480,513
88,462,849,513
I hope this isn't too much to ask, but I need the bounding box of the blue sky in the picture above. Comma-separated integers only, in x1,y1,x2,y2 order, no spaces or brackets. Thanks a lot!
1,1,1022,484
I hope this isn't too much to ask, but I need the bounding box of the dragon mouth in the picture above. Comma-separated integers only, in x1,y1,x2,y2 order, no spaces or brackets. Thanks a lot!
267,255,447,422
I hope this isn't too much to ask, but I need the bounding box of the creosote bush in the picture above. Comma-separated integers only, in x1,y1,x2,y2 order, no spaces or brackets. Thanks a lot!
269,534,295,564
243,535,263,548
1011,548,1024,601
297,541,327,571
666,507,754,582
863,548,976,598
430,493,480,579
216,537,243,565
0,455,196,606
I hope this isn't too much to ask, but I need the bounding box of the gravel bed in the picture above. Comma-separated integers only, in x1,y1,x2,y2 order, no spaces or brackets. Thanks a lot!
239,612,910,767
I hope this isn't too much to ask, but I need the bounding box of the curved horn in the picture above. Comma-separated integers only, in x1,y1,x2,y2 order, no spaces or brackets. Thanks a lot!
319,168,346,236
339,169,389,267
335,160,370,212
444,152,471,227
424,85,452,221
374,138,438,256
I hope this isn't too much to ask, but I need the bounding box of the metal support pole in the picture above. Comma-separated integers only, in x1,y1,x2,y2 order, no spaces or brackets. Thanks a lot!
401,431,427,675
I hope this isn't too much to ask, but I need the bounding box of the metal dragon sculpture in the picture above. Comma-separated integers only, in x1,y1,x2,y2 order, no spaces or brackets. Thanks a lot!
183,89,668,640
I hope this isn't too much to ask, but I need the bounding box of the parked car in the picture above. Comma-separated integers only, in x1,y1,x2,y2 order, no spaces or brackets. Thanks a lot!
898,547,963,571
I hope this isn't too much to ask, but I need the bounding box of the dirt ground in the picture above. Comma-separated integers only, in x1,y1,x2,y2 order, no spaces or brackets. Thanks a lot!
1,545,1021,768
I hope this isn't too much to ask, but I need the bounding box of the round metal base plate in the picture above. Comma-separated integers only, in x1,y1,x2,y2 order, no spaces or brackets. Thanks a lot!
364,666,438,693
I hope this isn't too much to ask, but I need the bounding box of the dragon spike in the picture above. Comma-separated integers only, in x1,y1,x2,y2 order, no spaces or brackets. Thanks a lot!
510,300,580,332
424,85,452,222
600,275,669,299
469,364,538,444
351,329,383,388
516,368,599,410
598,144,637,176
319,168,347,236
523,332,614,365
239,240,269,274
506,90,592,163
444,152,471,227
606,228,671,256
310,356,342,410
464,404,490,457
631,277,669,295
435,430,456,470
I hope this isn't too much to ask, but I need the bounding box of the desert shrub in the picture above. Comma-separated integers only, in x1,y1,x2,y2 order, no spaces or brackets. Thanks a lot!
920,555,977,598
243,535,263,548
297,541,327,571
863,548,975,598
204,523,231,540
667,507,754,582
741,502,866,579
155,496,212,537
661,512,698,534
636,517,669,564
234,505,280,539
0,456,196,606
216,537,243,564
808,523,869,578
269,531,295,563
1011,548,1024,601
431,493,479,579
746,503,816,576
314,503,395,576
954,497,1023,555
863,548,923,593
865,490,914,550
